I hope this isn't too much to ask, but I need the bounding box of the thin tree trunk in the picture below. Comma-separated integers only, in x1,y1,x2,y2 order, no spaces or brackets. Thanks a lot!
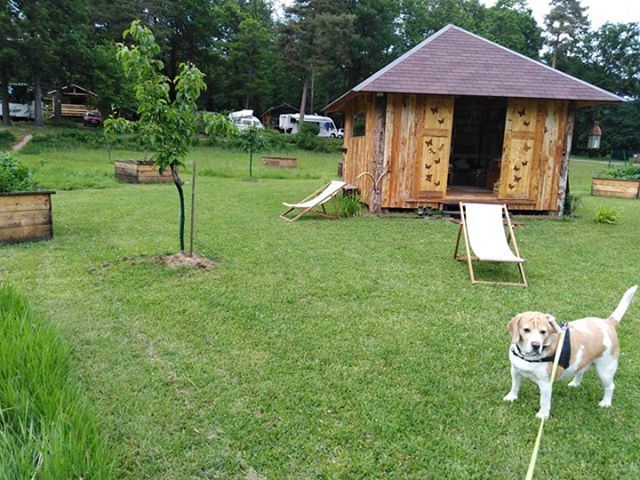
371,94,387,214
53,88,62,120
189,161,196,256
551,33,560,69
33,75,44,127
298,75,308,127
170,164,186,252
310,71,315,114
1,72,11,126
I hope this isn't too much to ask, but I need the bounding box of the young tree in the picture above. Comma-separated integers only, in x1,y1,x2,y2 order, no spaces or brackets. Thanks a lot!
107,21,230,252
544,0,590,68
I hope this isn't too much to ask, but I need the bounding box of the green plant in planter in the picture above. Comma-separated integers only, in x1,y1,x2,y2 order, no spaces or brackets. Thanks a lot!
596,165,640,180
0,152,38,193
105,21,232,252
594,206,622,224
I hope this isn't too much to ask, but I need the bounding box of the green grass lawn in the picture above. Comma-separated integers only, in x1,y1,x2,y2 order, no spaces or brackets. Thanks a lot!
2,143,640,478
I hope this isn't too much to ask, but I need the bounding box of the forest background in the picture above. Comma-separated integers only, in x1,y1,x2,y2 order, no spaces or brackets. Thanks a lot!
1,0,638,153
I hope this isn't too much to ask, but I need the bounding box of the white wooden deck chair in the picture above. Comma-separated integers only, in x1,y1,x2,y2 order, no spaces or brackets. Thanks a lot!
453,202,527,287
280,180,346,222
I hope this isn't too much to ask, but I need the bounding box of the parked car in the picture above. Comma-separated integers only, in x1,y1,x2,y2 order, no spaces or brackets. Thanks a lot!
83,110,103,127
336,128,344,139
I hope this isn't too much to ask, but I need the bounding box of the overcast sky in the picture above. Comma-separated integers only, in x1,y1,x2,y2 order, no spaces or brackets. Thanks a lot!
275,1,640,30
481,0,638,29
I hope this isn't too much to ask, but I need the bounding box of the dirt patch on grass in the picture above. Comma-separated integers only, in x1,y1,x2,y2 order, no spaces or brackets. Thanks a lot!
162,252,215,269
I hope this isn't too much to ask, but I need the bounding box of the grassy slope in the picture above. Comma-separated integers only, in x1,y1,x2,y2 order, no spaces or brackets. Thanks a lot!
2,146,640,479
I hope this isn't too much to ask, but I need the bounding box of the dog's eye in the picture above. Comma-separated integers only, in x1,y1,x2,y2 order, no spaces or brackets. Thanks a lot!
523,328,531,333
540,330,547,335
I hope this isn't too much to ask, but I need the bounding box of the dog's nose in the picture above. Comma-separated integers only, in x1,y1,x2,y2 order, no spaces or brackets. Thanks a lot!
531,341,541,350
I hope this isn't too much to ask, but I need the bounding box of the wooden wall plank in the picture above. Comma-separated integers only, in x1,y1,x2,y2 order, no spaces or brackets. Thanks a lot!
0,224,51,242
0,194,50,212
0,209,50,229
499,99,538,200
413,96,454,199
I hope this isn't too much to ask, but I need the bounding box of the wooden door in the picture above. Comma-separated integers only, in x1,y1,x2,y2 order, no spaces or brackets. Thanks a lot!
412,96,454,199
499,99,544,200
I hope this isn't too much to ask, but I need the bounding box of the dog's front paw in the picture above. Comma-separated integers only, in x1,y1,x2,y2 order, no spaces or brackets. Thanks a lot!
598,399,612,408
536,410,549,420
503,392,518,402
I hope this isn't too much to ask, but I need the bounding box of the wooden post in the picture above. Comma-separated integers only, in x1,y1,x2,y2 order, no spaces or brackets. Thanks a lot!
371,94,387,214
556,102,576,217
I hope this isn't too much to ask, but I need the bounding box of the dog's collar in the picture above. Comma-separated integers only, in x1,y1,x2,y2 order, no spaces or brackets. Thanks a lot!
511,324,571,368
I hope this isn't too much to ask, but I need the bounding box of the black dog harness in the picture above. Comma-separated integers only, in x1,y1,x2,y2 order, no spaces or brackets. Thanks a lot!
511,324,571,369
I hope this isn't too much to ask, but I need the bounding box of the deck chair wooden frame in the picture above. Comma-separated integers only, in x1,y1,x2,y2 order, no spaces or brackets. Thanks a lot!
280,180,346,222
453,202,527,287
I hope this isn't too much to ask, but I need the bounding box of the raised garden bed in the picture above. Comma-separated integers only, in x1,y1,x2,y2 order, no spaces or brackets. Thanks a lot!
592,177,640,199
0,191,55,243
115,160,173,184
261,156,297,168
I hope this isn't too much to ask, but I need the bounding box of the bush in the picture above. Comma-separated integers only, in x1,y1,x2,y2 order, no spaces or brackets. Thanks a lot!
594,206,622,224
338,193,363,217
207,127,343,154
0,129,16,150
0,152,39,193
0,285,115,478
563,193,581,217
22,129,144,154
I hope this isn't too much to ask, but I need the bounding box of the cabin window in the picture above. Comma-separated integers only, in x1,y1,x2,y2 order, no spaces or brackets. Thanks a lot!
352,112,366,137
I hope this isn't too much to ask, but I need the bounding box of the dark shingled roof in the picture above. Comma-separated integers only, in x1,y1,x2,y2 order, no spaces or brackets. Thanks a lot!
326,25,621,110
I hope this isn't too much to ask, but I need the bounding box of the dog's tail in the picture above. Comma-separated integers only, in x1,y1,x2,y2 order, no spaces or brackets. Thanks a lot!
609,285,638,324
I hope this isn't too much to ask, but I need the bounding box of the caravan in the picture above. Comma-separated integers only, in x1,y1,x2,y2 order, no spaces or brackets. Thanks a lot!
229,109,264,130
279,114,338,137
0,83,35,119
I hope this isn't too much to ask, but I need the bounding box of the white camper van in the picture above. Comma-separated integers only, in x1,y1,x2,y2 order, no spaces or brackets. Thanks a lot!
229,109,264,130
0,83,35,119
278,114,338,137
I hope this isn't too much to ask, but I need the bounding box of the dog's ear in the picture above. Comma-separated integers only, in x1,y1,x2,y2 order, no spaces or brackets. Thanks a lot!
507,314,522,344
546,314,563,334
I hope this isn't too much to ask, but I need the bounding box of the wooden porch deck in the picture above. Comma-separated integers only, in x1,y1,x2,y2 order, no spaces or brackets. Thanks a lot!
439,187,536,210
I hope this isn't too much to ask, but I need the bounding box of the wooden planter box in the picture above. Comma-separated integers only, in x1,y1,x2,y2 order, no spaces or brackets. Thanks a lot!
115,160,173,184
261,156,297,168
0,191,55,243
592,177,640,199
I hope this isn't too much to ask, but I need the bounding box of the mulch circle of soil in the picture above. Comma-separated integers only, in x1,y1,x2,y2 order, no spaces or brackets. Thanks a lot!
162,252,215,269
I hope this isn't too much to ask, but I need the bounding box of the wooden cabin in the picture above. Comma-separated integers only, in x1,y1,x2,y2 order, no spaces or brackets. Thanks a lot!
46,84,97,118
325,25,622,213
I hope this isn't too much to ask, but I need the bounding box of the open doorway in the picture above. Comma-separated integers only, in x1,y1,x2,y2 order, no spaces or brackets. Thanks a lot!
449,96,506,193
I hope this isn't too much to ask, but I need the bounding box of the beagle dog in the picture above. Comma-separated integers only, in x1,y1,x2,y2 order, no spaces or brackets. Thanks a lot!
504,285,637,419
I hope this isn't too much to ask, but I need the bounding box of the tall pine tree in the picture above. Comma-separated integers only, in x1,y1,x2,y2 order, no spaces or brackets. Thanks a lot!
544,0,590,68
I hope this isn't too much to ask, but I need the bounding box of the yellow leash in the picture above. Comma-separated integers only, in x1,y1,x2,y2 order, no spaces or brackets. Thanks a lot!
524,328,567,480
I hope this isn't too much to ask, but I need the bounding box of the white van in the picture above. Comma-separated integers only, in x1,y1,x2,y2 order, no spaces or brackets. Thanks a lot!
228,109,264,130
278,114,338,137
0,83,35,119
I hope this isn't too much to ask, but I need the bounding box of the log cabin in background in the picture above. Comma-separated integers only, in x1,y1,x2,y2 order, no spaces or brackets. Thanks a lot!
325,25,622,214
